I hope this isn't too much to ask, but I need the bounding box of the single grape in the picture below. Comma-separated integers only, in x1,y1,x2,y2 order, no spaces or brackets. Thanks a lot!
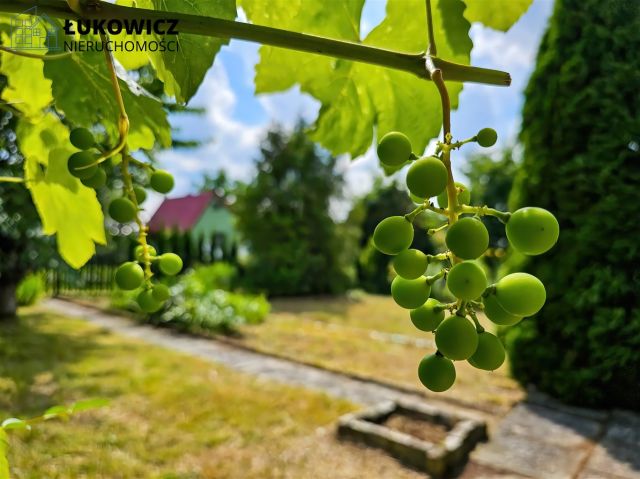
393,249,428,279
483,294,523,326
108,197,137,223
410,298,445,332
446,261,487,301
137,289,164,313
446,217,489,260
406,157,448,199
67,151,97,180
506,207,559,255
437,182,471,208
80,168,107,189
372,216,414,255
468,332,506,371
134,244,157,263
151,283,170,302
133,185,147,204
435,315,478,360
476,128,498,147
418,354,456,392
69,127,95,150
391,276,431,309
150,170,175,194
114,262,144,290
377,131,413,167
158,253,183,276
495,273,546,316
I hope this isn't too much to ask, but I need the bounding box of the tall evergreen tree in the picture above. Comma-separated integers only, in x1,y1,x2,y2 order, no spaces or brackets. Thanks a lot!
506,0,640,409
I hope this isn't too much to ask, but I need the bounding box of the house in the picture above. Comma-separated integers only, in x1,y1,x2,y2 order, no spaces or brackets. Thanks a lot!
11,7,60,51
148,191,235,257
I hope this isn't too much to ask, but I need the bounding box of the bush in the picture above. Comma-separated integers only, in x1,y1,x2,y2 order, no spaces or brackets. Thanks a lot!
506,0,640,409
16,273,46,306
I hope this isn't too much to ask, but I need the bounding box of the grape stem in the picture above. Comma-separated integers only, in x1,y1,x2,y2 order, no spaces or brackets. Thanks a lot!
459,205,511,223
0,176,25,183
426,252,450,263
468,310,485,333
405,201,447,222
425,0,460,264
425,268,447,285
427,223,448,235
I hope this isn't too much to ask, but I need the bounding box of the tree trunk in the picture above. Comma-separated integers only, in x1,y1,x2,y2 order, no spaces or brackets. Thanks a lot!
0,282,17,318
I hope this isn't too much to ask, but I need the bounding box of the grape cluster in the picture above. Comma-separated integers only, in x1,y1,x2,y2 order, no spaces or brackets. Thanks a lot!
374,129,559,392
67,127,183,313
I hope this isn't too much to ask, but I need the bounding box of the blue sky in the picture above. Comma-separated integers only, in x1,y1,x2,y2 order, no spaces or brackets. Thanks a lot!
148,0,555,218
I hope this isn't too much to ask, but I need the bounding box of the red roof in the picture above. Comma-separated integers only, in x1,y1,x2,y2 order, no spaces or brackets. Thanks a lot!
148,192,215,232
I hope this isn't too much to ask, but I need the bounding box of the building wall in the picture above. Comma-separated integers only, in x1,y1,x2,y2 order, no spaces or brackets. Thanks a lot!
191,205,235,247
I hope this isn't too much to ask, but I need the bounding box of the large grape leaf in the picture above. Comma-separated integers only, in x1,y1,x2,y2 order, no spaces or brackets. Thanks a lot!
243,0,471,158
43,51,171,151
115,0,236,103
462,0,533,32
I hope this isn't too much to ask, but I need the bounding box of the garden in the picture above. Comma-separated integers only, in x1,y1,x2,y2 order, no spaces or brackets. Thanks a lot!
0,0,639,478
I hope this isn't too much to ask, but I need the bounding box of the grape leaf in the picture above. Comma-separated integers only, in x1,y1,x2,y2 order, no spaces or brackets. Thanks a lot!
115,0,236,103
243,0,470,158
43,51,171,151
462,0,533,31
18,114,107,269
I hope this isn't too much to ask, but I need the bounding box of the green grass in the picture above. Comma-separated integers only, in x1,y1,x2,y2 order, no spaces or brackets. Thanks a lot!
236,294,523,411
0,308,426,479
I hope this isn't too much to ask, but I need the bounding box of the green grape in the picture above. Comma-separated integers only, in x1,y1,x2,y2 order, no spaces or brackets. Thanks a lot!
393,249,428,279
506,207,559,255
409,192,426,205
476,128,497,147
80,168,107,189
114,262,144,290
137,289,164,313
435,315,478,360
108,197,137,223
67,151,97,180
406,157,448,199
391,276,431,309
495,273,546,316
410,298,445,332
483,294,523,326
150,170,175,194
377,131,413,167
445,217,489,260
446,261,487,301
437,182,471,208
158,253,183,276
69,127,95,150
133,185,147,204
468,332,505,371
151,283,170,302
418,354,456,392
372,216,414,255
134,244,157,263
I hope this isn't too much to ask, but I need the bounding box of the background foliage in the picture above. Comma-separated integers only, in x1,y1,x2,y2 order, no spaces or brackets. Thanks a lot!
505,0,640,410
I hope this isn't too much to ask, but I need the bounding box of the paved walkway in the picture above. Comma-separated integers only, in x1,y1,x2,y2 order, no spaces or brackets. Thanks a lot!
45,299,640,479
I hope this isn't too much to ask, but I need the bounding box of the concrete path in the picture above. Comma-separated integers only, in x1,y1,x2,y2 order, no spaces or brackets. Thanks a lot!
44,299,640,479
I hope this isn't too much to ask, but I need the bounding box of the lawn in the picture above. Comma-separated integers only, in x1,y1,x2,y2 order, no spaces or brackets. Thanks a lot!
234,294,524,412
0,308,427,479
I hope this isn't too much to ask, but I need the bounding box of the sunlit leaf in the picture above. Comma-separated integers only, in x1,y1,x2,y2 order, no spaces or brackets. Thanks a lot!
462,0,533,31
70,398,110,413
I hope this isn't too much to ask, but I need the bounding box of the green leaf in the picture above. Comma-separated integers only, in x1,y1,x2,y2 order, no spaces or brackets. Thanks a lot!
463,0,533,31
1,418,28,431
18,114,107,269
244,0,470,158
115,0,236,103
438,0,472,57
70,398,110,413
43,51,171,151
43,406,71,420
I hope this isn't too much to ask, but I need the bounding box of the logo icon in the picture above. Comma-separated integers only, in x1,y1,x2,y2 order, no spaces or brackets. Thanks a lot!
10,7,61,51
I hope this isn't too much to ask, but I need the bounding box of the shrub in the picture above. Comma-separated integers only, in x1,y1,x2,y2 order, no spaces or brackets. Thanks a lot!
506,0,640,409
16,273,46,306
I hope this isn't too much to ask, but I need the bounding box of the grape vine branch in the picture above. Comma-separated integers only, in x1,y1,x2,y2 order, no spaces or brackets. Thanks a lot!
0,0,511,87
